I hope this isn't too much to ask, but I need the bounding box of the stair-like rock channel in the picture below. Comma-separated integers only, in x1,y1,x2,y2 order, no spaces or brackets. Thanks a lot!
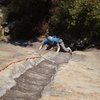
0,52,70,100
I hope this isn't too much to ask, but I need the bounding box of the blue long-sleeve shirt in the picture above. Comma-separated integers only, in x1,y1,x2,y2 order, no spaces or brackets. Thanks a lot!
43,36,60,45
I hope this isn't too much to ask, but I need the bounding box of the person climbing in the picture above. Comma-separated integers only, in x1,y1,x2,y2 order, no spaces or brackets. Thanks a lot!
39,35,72,55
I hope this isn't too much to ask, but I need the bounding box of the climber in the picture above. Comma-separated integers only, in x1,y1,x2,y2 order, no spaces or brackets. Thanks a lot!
39,35,72,55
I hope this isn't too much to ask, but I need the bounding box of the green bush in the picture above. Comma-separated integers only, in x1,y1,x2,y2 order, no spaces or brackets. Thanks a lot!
1,0,99,49
49,0,100,48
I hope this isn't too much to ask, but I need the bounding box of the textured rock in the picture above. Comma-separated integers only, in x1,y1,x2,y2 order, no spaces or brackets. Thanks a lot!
0,43,100,100
0,52,70,100
39,49,100,100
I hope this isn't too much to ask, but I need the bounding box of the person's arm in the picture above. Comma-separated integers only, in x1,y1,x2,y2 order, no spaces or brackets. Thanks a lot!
39,39,47,50
56,43,60,53
39,44,44,50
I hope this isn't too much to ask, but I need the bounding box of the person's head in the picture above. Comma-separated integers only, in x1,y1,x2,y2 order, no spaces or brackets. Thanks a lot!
47,36,53,43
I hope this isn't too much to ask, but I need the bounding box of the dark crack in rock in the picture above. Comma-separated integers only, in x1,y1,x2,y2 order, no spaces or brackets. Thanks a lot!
0,52,70,100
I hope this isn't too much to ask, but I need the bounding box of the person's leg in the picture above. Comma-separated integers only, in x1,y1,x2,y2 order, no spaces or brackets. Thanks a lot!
60,40,72,55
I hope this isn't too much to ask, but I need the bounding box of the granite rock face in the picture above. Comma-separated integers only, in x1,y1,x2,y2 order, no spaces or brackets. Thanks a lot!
0,48,71,100
0,43,100,100
39,49,100,100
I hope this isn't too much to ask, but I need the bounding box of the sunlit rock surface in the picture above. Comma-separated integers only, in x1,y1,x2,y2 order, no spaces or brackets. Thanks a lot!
39,49,100,100
0,42,100,100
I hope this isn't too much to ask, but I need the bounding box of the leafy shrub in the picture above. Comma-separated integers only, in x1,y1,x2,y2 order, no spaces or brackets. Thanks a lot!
49,0,100,49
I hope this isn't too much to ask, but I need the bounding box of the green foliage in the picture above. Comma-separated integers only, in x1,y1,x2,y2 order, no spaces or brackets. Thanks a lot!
1,0,99,49
49,0,100,45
